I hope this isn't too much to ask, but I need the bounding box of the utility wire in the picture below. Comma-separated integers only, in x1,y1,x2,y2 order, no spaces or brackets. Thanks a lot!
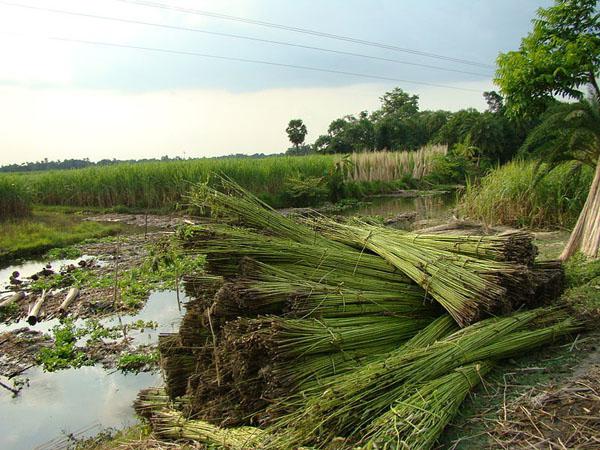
114,0,495,69
0,31,484,92
0,1,492,78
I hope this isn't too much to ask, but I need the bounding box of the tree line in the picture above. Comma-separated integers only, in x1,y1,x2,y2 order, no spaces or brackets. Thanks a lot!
285,86,536,168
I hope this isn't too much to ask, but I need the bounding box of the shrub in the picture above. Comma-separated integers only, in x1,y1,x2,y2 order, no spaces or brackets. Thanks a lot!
460,160,592,229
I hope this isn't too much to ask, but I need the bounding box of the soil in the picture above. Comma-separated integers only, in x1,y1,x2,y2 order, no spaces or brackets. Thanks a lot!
0,231,171,379
0,328,51,378
490,349,600,449
84,213,200,229
1,232,168,323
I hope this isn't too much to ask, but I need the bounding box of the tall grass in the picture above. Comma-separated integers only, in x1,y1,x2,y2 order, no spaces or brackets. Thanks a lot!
460,160,592,229
23,155,335,209
345,145,447,182
0,176,32,220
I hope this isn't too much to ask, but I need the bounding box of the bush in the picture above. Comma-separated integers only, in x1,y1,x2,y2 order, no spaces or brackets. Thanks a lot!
460,160,592,229
281,176,329,207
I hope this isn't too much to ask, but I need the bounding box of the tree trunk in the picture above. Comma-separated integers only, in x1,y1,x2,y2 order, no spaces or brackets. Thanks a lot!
559,155,600,260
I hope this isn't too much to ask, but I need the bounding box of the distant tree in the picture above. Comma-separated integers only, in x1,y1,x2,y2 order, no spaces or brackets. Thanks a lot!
285,145,313,156
373,87,420,120
483,91,505,114
496,0,600,260
286,119,308,149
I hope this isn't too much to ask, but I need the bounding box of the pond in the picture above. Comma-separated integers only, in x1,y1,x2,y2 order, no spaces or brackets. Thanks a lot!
342,192,457,227
0,289,185,450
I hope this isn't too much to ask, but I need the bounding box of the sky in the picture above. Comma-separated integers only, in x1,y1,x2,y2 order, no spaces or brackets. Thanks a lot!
0,0,553,165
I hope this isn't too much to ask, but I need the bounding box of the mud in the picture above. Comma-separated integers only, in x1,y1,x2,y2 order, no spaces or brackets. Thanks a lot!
84,213,199,229
0,328,52,378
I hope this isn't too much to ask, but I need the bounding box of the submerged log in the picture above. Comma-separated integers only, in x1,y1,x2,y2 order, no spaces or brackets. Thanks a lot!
0,291,25,308
27,290,47,325
58,287,80,315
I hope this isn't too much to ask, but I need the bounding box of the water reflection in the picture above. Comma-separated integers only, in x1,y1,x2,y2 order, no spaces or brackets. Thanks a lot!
342,193,456,225
0,290,185,450
0,367,160,450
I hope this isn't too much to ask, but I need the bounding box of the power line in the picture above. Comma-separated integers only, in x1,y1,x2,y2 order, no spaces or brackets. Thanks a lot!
0,1,492,78
1,31,484,93
114,0,495,69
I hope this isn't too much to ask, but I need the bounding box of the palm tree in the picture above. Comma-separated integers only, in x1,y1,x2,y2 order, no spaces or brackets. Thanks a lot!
522,98,600,259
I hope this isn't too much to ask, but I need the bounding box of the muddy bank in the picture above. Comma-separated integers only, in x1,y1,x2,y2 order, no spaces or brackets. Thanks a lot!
84,213,199,229
0,232,170,323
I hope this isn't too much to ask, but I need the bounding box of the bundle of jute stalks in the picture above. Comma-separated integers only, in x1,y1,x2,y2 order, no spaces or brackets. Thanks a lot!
135,177,576,449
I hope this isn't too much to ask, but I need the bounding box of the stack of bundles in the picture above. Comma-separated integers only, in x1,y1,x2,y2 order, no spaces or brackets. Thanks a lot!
261,307,581,449
136,177,575,448
136,308,581,450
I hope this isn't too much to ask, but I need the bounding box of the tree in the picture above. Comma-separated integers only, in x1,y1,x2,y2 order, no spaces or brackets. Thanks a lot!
521,98,600,259
496,0,600,259
286,119,308,149
496,0,599,118
373,88,420,120
483,91,505,114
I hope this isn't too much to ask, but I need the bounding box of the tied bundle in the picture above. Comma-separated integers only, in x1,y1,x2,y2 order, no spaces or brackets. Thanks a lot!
135,176,577,450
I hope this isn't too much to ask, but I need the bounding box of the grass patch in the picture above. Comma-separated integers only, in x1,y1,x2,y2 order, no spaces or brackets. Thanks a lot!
68,424,153,450
0,211,128,264
460,160,592,229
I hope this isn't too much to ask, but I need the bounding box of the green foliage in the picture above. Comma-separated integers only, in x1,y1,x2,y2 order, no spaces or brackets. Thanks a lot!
117,351,159,373
0,176,32,221
45,246,83,260
460,160,593,228
373,87,420,120
562,254,600,319
282,176,329,207
423,154,477,185
435,109,522,163
496,0,600,118
286,119,308,148
520,99,600,168
564,253,600,288
0,212,125,264
37,319,93,372
19,155,335,210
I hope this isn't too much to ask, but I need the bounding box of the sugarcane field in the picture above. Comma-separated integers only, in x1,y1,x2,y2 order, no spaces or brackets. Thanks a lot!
1,1,599,449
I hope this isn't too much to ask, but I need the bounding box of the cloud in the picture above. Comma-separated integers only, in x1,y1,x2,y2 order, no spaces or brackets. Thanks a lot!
0,80,492,165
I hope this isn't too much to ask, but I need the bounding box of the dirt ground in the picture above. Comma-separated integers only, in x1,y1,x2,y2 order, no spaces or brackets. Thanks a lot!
1,232,169,323
490,350,600,449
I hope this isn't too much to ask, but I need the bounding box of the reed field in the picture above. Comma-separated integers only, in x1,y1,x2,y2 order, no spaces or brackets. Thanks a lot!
1,148,452,211
344,144,447,182
460,160,593,229
20,155,335,210
0,176,32,220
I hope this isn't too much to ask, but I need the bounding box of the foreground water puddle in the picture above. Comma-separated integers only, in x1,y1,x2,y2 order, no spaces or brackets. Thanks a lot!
0,290,186,449
1,367,160,450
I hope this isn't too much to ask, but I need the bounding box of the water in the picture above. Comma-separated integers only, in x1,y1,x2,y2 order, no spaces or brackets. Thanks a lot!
0,256,101,301
342,192,456,225
0,290,185,449
0,290,185,344
0,368,160,450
